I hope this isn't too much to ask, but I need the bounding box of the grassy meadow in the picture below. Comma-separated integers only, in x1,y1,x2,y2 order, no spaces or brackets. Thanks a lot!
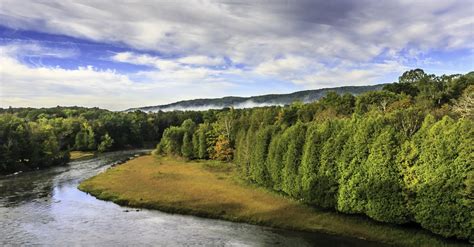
78,155,469,247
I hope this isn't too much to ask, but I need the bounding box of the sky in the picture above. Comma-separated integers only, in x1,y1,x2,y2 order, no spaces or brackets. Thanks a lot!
0,0,473,110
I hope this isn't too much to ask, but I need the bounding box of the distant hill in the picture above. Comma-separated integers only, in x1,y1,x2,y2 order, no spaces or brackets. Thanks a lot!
127,84,387,112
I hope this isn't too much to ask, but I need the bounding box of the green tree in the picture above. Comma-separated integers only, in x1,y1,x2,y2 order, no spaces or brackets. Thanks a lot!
250,125,274,186
453,85,474,119
337,114,385,214
410,116,474,239
98,133,114,153
365,127,408,223
399,68,428,84
383,82,419,97
198,128,209,159
235,128,252,178
266,130,286,191
315,119,349,208
181,119,197,133
192,131,200,158
160,126,185,155
181,132,194,159
281,122,306,197
355,91,400,114
299,122,323,202
300,121,333,204
74,122,95,151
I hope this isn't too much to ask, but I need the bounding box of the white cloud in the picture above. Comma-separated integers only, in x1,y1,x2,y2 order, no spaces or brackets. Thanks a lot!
253,55,407,87
112,52,225,70
111,51,240,86
1,42,79,59
293,61,407,86
112,52,180,70
254,56,313,77
178,56,224,66
1,0,472,64
0,45,237,110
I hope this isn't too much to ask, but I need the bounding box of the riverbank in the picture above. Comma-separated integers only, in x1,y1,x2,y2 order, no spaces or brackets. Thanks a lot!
79,155,469,247
70,151,95,160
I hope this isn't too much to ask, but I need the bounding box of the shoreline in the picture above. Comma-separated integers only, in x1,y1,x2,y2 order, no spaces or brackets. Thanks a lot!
70,151,96,161
78,155,470,247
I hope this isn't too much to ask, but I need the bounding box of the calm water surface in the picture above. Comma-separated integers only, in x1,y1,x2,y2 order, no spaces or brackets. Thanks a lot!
0,150,387,246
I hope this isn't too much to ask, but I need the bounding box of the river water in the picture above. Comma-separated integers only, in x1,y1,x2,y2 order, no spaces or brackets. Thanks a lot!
0,150,386,246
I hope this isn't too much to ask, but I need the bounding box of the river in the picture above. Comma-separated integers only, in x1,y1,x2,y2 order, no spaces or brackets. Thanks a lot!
0,150,386,246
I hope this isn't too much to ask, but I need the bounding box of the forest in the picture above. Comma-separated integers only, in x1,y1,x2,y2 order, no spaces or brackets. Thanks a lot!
0,106,209,174
1,69,473,240
154,69,474,241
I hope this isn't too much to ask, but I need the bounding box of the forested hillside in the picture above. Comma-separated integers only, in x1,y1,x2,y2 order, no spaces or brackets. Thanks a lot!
127,84,385,112
155,69,474,240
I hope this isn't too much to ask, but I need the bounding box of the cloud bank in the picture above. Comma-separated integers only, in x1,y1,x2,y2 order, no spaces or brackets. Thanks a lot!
0,0,472,109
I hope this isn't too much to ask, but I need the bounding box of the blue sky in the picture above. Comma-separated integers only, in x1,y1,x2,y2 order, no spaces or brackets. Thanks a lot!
0,0,473,110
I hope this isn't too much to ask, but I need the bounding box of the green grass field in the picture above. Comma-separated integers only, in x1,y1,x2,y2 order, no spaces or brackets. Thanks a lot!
79,155,469,247
70,151,95,160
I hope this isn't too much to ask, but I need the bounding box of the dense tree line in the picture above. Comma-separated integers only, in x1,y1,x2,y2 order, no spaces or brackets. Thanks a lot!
0,107,206,174
155,69,473,240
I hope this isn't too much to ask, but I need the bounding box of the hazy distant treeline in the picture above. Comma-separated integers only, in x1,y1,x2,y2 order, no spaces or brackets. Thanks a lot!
155,69,474,240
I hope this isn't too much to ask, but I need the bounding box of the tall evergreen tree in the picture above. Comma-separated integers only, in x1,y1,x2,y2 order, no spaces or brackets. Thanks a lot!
250,125,274,186
282,122,306,197
316,120,348,208
365,127,408,223
181,132,194,159
411,116,474,239
266,130,285,191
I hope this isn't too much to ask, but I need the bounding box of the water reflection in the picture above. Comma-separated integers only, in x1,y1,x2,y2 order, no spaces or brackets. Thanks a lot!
0,150,385,246
0,169,55,207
